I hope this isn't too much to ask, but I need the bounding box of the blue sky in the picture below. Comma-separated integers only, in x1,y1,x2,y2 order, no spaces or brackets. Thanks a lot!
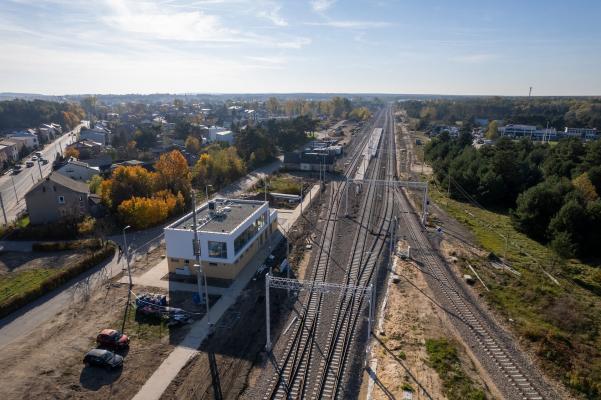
1,0,600,95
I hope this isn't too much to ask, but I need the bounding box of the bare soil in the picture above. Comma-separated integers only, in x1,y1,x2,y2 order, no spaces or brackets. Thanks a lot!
0,245,192,400
365,245,497,400
159,188,326,399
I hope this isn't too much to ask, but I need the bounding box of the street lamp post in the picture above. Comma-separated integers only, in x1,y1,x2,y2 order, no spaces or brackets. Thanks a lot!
10,175,18,204
122,225,132,288
299,178,303,216
36,159,43,180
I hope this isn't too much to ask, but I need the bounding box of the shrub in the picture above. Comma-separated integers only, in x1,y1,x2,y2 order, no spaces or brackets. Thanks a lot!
0,243,115,319
32,239,103,252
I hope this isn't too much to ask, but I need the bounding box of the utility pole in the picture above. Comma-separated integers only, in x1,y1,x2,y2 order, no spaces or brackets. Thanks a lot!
299,178,303,216
265,273,271,352
0,193,7,226
191,191,212,332
264,177,268,202
36,159,43,180
10,175,18,204
345,181,349,216
122,225,132,287
205,184,212,202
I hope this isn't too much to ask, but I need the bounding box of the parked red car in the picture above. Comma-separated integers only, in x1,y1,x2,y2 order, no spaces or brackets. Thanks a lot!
96,329,129,349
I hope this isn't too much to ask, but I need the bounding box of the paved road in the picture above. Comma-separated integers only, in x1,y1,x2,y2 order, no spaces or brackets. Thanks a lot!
0,125,80,225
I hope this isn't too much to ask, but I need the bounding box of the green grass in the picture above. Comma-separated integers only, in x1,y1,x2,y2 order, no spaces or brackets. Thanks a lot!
15,215,30,229
0,268,60,306
257,174,302,195
429,183,601,398
425,338,486,400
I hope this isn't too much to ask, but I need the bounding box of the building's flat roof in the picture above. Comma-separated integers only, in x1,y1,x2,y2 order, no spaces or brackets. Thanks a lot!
170,199,266,233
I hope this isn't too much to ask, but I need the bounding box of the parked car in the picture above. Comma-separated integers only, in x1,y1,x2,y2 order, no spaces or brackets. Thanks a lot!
31,155,38,161
25,161,34,167
83,348,123,369
13,164,23,173
96,329,129,349
34,151,43,158
41,158,49,165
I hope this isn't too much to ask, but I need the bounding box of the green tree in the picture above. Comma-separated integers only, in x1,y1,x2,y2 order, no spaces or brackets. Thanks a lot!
548,199,588,257
133,127,158,150
485,120,498,140
185,135,201,154
511,178,572,242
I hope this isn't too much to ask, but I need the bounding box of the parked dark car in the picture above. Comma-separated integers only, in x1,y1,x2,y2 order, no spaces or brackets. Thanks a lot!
96,329,129,349
83,348,123,369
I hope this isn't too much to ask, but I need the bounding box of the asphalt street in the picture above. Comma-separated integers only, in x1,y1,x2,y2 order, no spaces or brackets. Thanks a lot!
0,125,81,224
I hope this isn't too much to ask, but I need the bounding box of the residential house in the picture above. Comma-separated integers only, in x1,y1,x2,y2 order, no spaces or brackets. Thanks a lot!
68,139,105,159
8,129,39,149
214,130,235,144
208,126,227,142
38,123,62,142
80,126,111,146
0,139,22,162
56,159,100,182
25,173,93,224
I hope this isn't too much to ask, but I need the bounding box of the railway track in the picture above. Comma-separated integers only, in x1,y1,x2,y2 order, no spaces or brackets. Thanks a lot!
265,108,390,399
393,119,555,399
312,106,396,399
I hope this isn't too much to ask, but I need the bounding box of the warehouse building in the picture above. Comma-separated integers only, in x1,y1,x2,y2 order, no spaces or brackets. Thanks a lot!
164,198,277,281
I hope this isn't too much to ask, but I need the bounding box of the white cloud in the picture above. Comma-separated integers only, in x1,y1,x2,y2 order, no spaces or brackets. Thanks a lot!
306,20,391,29
100,0,305,47
103,0,238,43
257,5,288,27
310,0,336,13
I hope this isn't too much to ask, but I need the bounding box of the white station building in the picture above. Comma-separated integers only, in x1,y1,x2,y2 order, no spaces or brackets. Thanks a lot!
164,198,277,281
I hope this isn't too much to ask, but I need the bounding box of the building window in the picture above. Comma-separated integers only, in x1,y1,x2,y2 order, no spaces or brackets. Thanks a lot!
57,196,65,204
208,241,227,258
184,259,190,264
209,262,218,266
234,211,267,254
171,258,179,262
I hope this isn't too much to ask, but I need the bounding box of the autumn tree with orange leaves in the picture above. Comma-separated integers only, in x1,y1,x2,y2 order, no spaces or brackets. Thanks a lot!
99,150,192,228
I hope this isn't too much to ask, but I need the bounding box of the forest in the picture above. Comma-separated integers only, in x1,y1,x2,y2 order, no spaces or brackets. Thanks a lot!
404,97,601,130
0,99,86,131
424,132,601,258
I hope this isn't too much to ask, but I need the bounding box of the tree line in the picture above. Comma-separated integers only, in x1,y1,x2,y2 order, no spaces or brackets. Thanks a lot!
0,99,86,131
425,132,601,258
404,97,601,131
